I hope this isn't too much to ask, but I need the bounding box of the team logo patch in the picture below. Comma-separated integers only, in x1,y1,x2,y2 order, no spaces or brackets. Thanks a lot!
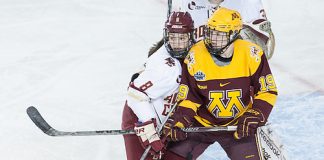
250,46,260,62
185,51,195,70
250,46,259,55
165,57,175,67
194,71,206,81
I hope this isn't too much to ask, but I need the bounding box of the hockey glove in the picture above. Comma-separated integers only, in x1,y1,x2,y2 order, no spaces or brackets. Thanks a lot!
134,119,164,153
162,113,193,142
234,108,266,140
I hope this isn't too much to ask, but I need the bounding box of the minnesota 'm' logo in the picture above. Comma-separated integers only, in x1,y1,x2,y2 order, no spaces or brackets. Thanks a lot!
231,13,240,20
207,89,246,118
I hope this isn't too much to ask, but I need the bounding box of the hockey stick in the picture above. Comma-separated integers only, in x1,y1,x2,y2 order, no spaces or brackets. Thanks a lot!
26,106,136,136
147,0,172,58
167,0,172,18
182,126,237,132
27,106,237,136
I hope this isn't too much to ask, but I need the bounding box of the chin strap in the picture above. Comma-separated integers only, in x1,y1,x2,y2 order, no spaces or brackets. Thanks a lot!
219,43,234,58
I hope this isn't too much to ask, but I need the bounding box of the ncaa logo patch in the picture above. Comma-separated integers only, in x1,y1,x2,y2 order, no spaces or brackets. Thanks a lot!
194,71,206,81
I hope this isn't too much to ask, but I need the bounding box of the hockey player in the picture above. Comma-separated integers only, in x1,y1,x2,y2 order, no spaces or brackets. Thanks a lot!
162,7,278,160
220,0,275,59
186,0,274,59
121,11,195,160
150,0,275,59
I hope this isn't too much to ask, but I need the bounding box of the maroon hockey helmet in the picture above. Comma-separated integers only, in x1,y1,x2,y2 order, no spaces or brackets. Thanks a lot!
164,11,195,59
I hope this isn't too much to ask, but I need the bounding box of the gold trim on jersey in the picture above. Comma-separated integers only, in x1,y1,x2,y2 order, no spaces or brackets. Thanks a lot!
255,92,277,106
194,116,213,127
185,40,264,81
178,100,201,112
255,133,264,160
188,101,253,127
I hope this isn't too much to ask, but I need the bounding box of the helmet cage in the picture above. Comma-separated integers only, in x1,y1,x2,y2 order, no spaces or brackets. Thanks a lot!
204,7,243,55
204,27,240,55
164,29,194,58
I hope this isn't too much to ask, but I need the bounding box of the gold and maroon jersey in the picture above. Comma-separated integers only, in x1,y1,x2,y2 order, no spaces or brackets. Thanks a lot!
177,39,278,127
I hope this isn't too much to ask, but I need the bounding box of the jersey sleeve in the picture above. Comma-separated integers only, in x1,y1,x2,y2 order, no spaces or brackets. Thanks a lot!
176,57,203,118
132,57,179,99
126,55,180,122
242,0,266,22
250,49,278,120
168,62,203,127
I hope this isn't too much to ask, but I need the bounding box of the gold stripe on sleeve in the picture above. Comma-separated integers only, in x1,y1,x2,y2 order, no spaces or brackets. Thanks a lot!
178,100,201,112
254,92,277,106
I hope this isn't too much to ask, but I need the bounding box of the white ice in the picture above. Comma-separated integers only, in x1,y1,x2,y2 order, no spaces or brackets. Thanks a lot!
0,0,323,159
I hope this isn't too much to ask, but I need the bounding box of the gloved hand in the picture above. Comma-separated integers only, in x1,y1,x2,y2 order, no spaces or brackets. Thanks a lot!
162,114,193,142
134,119,164,153
234,108,265,140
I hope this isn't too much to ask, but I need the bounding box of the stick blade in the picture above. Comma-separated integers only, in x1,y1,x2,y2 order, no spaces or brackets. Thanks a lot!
27,106,53,135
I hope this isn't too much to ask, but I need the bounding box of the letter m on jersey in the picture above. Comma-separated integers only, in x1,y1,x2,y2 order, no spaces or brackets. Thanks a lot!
207,89,245,118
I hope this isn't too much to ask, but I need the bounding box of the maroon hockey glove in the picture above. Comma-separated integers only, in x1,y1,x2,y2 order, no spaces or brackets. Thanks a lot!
162,113,193,142
134,119,164,153
234,108,266,140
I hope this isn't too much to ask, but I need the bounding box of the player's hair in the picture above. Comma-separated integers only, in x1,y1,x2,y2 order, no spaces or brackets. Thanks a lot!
148,38,164,57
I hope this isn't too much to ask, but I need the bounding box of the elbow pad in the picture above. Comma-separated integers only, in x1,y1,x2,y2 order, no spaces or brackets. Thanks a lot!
127,86,150,102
